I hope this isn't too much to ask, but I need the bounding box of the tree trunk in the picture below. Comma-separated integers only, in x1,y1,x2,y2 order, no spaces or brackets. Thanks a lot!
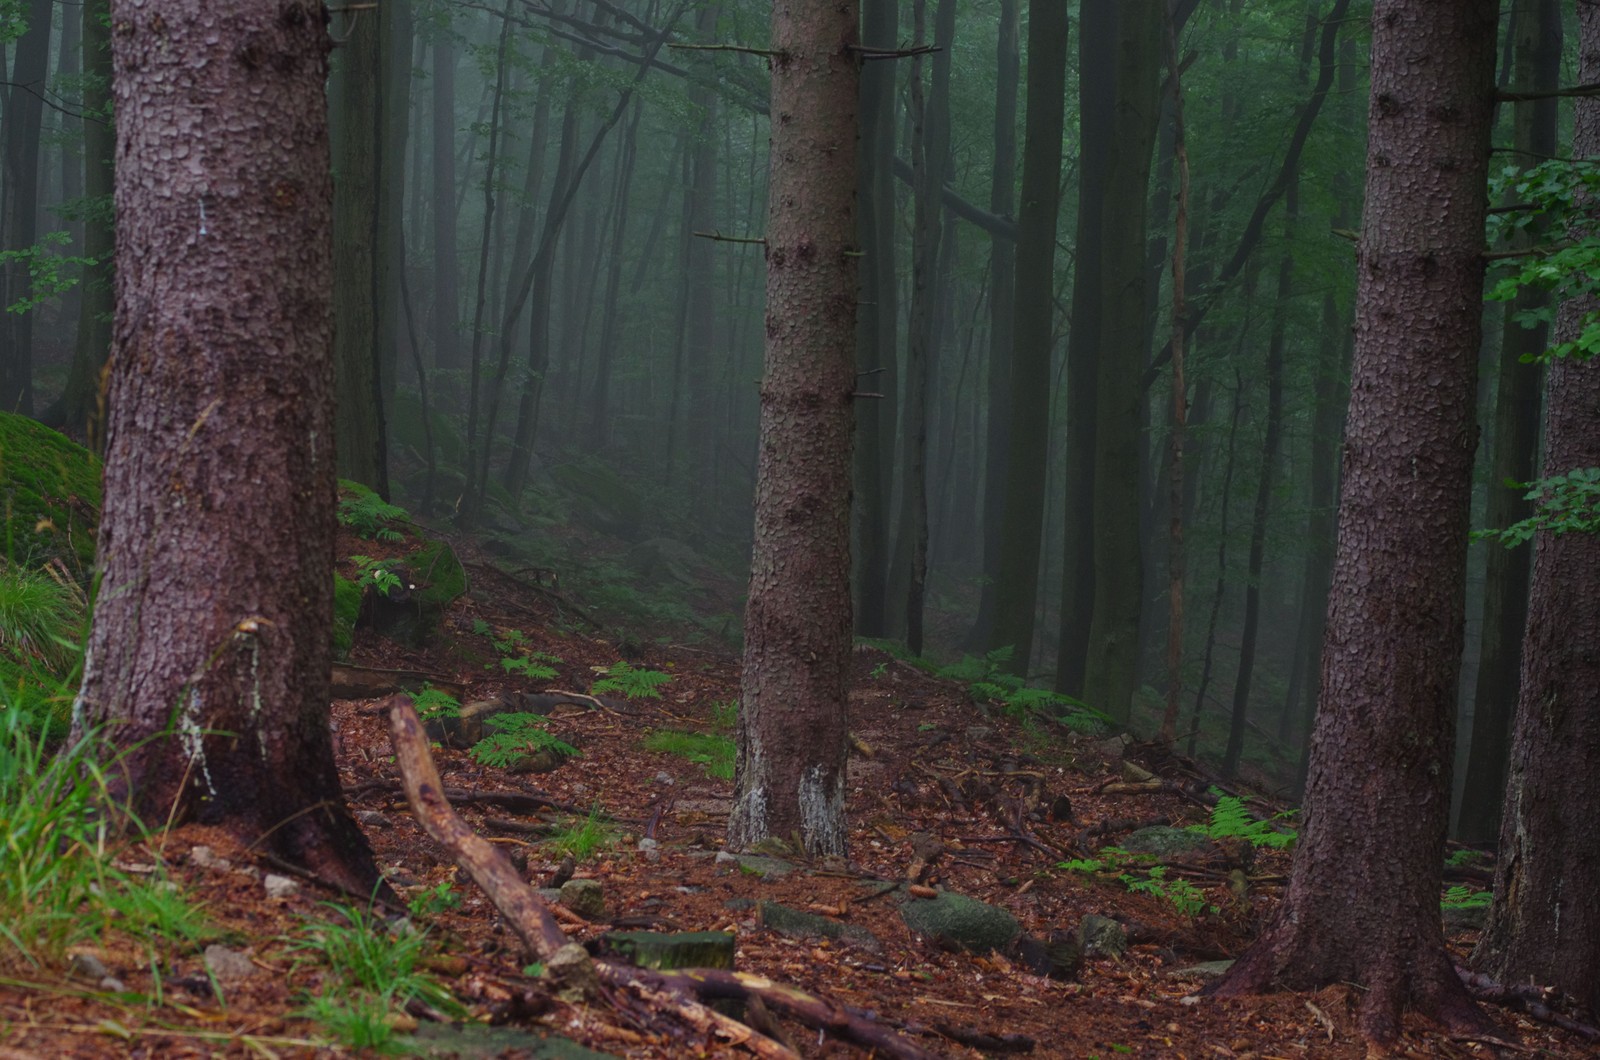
850,0,898,639
728,0,858,856
0,0,52,414
376,0,412,407
1082,0,1162,721
331,0,389,494
891,0,956,656
59,0,114,443
1473,0,1600,1016
1208,1,1498,1046
989,0,1069,674
74,0,382,897
968,0,1019,650
431,32,460,373
1456,0,1559,846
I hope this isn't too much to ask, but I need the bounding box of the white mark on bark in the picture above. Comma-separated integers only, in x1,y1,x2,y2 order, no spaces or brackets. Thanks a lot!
180,688,219,796
798,764,844,854
197,196,208,237
731,784,768,845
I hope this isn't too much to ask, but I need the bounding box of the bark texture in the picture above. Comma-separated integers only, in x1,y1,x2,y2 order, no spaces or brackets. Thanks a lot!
1209,0,1498,1045
74,0,380,895
1474,0,1600,1015
728,0,858,856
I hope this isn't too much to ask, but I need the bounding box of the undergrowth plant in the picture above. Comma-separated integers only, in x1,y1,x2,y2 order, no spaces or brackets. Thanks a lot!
336,481,408,542
941,646,1111,735
545,805,618,861
473,622,561,680
590,660,671,699
1191,795,1297,849
709,699,738,731
467,713,578,768
1441,885,1493,910
643,729,735,780
1060,847,1216,918
411,686,460,722
289,901,461,1053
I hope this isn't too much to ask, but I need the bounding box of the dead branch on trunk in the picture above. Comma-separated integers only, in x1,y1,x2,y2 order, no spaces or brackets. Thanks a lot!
382,695,943,1060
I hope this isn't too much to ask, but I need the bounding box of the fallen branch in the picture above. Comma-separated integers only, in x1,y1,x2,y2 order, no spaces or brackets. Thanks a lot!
1457,966,1600,1041
383,695,942,1060
332,662,463,699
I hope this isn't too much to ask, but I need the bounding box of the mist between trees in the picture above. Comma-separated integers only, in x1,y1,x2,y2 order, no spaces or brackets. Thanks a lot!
6,0,1600,1040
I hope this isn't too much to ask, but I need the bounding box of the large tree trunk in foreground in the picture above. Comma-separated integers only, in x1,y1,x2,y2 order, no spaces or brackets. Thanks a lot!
1209,0,1498,1046
728,0,858,856
73,0,381,896
1474,0,1600,1014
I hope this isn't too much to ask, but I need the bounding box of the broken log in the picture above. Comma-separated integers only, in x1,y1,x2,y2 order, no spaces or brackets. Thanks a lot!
333,662,463,699
383,695,942,1060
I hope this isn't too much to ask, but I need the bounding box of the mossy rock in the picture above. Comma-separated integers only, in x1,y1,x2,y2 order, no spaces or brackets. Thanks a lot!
598,930,736,971
332,573,361,656
410,538,467,610
0,413,100,575
548,460,644,538
899,889,1020,954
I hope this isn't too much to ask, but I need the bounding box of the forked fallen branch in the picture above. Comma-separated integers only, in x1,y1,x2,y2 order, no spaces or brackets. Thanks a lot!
381,695,942,1060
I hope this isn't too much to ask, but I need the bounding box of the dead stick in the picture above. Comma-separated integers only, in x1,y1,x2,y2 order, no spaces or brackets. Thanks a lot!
384,696,938,1060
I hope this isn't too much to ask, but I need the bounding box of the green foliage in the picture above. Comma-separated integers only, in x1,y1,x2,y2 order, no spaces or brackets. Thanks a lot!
1445,848,1489,869
590,660,672,700
0,232,93,314
412,686,461,722
1190,795,1297,850
0,412,103,574
332,574,361,656
348,555,404,598
337,481,408,542
101,878,215,950
290,901,462,1053
0,564,83,676
643,729,735,780
467,712,578,769
406,881,461,919
1476,468,1600,547
708,699,738,731
1441,885,1492,910
1060,847,1216,918
0,713,116,963
1485,159,1600,361
545,805,617,862
477,626,562,680
942,647,1111,735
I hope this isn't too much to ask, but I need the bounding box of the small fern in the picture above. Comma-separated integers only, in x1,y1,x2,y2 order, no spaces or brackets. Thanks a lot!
412,687,460,721
337,481,408,542
1193,795,1297,849
468,713,578,768
1441,885,1492,910
590,661,671,700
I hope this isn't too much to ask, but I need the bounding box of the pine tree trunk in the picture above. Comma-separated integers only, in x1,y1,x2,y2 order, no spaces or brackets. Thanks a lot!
1473,0,1600,1015
728,0,858,856
75,0,382,897
1208,2,1498,1045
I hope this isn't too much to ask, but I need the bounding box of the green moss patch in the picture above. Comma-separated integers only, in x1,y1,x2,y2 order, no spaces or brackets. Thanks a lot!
0,413,101,574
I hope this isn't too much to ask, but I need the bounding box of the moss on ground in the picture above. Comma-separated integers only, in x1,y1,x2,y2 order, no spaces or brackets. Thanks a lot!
0,413,101,575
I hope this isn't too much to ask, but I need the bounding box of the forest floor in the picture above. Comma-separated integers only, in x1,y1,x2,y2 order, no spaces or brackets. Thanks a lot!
0,519,1589,1059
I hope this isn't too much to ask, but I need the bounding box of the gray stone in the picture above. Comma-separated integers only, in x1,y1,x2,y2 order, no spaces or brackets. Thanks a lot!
654,772,675,785
98,976,126,993
355,810,393,828
67,952,109,980
714,850,794,879
560,878,606,920
758,901,883,954
898,890,1020,954
1012,932,1081,980
189,845,231,871
263,873,300,899
1075,914,1128,959
1119,826,1214,859
599,930,736,971
1166,959,1235,980
203,944,257,984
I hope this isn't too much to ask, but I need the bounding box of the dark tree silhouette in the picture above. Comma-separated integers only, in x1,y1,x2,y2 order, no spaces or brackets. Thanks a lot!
1208,0,1499,1045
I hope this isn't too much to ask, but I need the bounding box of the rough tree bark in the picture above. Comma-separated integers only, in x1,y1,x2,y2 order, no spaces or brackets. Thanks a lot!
1474,0,1600,1015
727,0,858,856
1208,1,1499,1045
72,0,383,896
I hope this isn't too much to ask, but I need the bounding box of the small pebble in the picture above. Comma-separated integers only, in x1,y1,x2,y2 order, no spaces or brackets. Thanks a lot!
68,952,109,980
263,874,300,900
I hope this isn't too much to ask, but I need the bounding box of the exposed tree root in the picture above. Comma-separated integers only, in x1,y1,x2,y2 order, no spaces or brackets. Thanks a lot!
382,695,942,1060
1457,967,1600,1042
